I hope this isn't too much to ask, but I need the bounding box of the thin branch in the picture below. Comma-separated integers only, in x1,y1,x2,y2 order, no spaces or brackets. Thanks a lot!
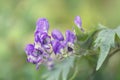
108,48,120,58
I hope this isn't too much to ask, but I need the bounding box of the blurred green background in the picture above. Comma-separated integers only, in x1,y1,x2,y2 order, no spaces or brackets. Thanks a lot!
0,0,120,80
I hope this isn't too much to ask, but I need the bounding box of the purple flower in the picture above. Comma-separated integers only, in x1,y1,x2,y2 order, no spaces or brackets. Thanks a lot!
51,40,65,54
52,29,64,41
25,18,54,70
27,54,42,64
34,18,51,50
25,16,81,70
64,30,76,54
40,33,51,46
51,29,76,54
25,45,44,69
74,16,84,32
51,29,67,54
25,45,52,70
25,44,34,55
35,18,49,33
35,32,51,49
65,30,76,44
74,16,82,27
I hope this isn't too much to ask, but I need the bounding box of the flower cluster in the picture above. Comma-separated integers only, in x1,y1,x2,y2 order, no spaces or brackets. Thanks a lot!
25,16,82,70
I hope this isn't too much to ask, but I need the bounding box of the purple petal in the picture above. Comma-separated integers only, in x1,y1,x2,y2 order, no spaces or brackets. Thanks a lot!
27,55,37,64
40,32,51,45
51,40,64,54
25,44,34,55
31,49,43,57
52,29,64,41
42,52,49,60
66,30,76,43
74,16,82,28
26,50,43,70
35,18,49,33
74,16,84,32
34,31,41,43
34,32,51,49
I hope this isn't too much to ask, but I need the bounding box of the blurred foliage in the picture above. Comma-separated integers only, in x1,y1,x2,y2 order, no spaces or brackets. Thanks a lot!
44,56,75,80
0,0,120,80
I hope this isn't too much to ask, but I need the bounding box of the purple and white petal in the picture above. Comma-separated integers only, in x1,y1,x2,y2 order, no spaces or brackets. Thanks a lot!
40,32,51,45
35,18,49,33
65,30,76,44
31,49,43,57
34,32,51,49
34,31,41,43
25,44,34,55
36,57,43,70
51,40,65,54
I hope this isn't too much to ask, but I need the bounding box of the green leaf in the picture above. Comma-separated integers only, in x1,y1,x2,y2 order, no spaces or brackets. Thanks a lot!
44,56,75,80
94,29,115,70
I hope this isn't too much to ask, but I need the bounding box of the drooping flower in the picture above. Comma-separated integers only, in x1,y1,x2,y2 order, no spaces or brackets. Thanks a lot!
51,29,67,54
51,40,65,54
64,30,76,55
35,18,49,33
34,18,51,50
25,18,54,70
25,44,44,69
35,32,51,49
74,16,84,32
